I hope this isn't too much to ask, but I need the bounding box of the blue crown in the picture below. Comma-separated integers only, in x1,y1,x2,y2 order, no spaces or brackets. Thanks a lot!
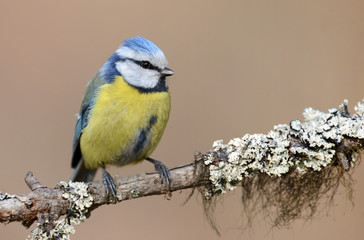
122,36,161,54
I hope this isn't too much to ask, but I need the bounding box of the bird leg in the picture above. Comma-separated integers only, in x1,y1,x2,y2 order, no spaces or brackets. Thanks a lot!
145,157,171,190
102,166,117,203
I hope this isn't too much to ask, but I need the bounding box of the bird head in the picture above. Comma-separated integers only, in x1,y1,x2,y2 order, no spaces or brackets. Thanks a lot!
101,36,174,91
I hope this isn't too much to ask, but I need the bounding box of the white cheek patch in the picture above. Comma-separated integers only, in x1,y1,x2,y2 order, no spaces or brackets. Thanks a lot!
115,61,160,89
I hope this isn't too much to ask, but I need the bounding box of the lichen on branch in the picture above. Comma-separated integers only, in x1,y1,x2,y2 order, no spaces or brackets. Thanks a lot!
202,99,363,227
1,99,363,239
27,181,93,240
204,99,363,195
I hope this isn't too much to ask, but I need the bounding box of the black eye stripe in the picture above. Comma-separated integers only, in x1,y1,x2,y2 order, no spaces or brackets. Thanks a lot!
125,58,161,72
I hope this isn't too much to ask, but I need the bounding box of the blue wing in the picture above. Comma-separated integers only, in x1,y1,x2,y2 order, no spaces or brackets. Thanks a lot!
71,71,106,168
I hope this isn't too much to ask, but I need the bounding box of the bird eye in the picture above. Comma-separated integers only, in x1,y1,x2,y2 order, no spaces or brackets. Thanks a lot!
140,61,152,69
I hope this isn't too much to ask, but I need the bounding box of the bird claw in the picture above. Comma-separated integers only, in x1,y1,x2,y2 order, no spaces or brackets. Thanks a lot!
102,166,117,203
146,158,171,191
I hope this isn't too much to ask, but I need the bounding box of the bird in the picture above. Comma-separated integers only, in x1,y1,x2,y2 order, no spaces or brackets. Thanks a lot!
70,36,174,201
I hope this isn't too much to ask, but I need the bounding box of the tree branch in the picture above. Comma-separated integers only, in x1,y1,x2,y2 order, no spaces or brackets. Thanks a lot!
0,160,208,225
0,99,363,239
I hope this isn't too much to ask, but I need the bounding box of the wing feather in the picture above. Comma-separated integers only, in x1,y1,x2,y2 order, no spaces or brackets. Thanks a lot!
71,72,107,168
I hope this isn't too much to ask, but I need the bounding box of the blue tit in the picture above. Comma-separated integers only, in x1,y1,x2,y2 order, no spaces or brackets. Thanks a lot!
70,36,174,201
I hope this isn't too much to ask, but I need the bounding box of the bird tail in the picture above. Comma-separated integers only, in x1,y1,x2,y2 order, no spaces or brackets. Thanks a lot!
70,159,97,182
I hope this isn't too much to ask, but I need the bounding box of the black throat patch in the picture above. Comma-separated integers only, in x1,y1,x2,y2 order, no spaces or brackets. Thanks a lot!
131,76,169,93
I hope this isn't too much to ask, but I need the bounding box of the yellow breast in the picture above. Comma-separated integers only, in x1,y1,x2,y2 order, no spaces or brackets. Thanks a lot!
80,76,171,169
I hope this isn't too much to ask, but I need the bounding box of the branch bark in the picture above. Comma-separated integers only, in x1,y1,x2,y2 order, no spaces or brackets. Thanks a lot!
0,99,363,239
0,138,362,227
0,158,208,228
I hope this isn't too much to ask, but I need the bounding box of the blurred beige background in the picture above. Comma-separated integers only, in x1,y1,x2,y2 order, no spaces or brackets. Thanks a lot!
1,0,363,239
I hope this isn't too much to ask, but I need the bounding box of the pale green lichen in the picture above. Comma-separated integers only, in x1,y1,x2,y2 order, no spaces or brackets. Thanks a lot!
116,192,123,202
28,218,76,240
205,99,364,196
0,191,17,200
27,181,93,240
130,189,140,199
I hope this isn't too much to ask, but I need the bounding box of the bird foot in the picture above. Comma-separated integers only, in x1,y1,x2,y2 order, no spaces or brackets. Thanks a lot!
146,157,171,191
102,166,117,203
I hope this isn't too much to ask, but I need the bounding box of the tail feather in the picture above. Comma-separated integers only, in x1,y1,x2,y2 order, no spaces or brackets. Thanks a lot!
70,159,97,182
